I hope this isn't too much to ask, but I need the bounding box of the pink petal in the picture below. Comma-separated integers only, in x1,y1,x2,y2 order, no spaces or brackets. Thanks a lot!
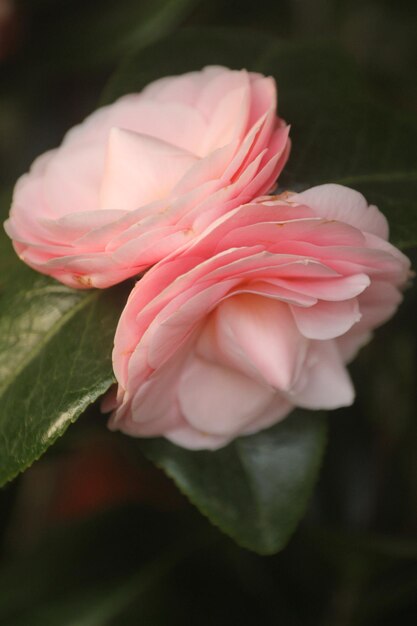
291,298,362,340
293,184,389,240
196,68,250,119
354,280,403,329
146,281,237,369
247,75,276,127
200,84,250,154
336,330,372,363
291,341,355,409
240,395,293,436
266,273,371,301
214,294,308,390
100,128,199,211
43,141,104,217
178,354,275,436
142,66,226,106
166,425,231,450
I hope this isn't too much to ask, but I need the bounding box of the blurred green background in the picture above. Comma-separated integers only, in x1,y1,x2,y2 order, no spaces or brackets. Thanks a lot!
0,1,417,624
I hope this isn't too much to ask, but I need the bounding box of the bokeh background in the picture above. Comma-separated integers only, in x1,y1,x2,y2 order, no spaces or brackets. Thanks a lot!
0,1,417,624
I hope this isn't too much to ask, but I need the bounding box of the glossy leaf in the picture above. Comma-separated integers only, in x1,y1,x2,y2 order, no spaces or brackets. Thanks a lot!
139,411,327,554
0,204,129,485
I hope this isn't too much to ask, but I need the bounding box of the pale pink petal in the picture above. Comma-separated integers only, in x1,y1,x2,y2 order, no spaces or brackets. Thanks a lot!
146,281,237,369
166,425,230,450
40,210,126,244
291,298,362,340
178,354,275,436
291,341,355,409
266,273,371,301
240,395,293,435
355,280,403,329
66,97,208,155
230,279,318,307
43,141,104,217
196,69,250,119
293,184,389,240
214,294,308,390
141,66,227,106
337,330,373,363
200,84,250,154
100,128,199,211
247,75,276,126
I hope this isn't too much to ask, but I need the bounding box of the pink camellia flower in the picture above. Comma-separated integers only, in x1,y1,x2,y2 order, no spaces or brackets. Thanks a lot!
106,184,410,449
4,66,290,288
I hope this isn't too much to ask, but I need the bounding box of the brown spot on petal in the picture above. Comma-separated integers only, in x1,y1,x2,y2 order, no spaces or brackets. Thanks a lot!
74,275,93,287
271,190,296,201
197,430,211,438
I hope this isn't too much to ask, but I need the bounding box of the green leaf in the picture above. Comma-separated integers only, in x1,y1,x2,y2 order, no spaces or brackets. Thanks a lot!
103,29,417,249
0,204,129,485
138,410,327,555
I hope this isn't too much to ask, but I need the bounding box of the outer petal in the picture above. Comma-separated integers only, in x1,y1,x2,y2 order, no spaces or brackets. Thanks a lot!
165,424,231,451
293,184,389,240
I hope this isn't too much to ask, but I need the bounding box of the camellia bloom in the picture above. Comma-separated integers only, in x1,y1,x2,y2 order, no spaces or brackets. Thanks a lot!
107,184,410,449
5,66,290,288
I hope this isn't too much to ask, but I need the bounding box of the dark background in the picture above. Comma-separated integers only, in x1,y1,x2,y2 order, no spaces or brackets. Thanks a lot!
0,1,417,624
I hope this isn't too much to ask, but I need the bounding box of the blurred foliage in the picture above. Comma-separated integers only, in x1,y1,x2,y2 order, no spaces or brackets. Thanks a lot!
0,0,416,624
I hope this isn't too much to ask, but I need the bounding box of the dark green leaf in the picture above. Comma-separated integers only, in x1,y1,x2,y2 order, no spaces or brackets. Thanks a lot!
0,203,129,485
139,410,327,554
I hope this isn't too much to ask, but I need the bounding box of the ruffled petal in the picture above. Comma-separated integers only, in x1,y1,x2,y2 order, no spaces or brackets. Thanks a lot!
293,184,389,240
